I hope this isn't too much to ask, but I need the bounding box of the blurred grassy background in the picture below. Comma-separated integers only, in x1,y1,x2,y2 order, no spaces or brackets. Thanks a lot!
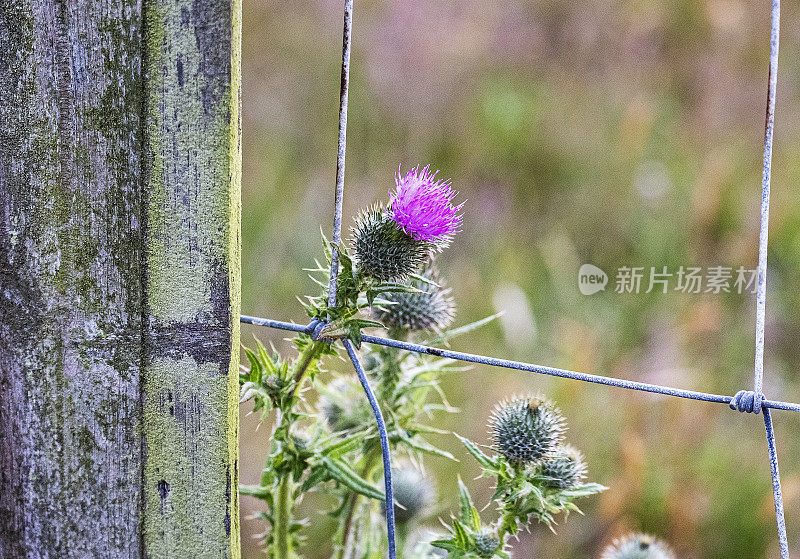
238,0,800,557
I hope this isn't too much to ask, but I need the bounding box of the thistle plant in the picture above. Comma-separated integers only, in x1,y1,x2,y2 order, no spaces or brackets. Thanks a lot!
601,534,676,559
389,464,435,524
490,396,565,465
238,165,604,558
538,445,588,489
430,399,606,557
318,377,372,434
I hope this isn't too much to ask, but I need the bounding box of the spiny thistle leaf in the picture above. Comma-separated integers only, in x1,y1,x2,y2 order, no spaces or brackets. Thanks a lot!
455,433,499,470
420,312,502,347
239,484,271,500
457,477,481,531
308,456,385,501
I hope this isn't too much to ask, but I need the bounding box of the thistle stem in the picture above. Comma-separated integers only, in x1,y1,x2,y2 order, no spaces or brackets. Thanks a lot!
335,495,358,559
271,339,324,558
275,473,292,559
292,340,324,397
396,523,410,557
335,449,380,559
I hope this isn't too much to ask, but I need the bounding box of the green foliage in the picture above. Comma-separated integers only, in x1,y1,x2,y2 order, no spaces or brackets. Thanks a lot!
430,479,509,559
300,231,422,348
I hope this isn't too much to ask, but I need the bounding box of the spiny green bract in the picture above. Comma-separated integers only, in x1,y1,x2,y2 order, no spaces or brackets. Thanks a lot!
387,464,435,524
317,378,372,434
538,444,587,489
474,531,501,558
490,395,565,464
371,267,455,332
601,534,675,559
240,170,477,558
351,205,433,281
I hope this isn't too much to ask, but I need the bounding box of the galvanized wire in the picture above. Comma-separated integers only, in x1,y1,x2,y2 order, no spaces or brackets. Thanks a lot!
344,340,397,559
243,0,792,555
756,1,787,555
753,0,781,412
324,1,398,556
239,315,800,414
243,311,795,553
764,408,789,557
327,0,353,311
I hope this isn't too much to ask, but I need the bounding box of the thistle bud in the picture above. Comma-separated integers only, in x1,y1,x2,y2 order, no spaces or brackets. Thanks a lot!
474,531,501,558
360,351,382,372
386,465,435,524
490,395,565,465
371,267,455,332
539,444,587,489
318,378,371,434
601,534,675,559
351,206,433,282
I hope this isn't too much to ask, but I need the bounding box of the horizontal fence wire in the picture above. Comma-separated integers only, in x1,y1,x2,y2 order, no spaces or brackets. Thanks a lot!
240,315,800,414
244,0,791,556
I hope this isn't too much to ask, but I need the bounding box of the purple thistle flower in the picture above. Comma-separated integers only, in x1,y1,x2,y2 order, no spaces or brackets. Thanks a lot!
388,165,463,244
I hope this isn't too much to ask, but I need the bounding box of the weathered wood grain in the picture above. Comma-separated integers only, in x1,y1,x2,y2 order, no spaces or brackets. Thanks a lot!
0,0,241,557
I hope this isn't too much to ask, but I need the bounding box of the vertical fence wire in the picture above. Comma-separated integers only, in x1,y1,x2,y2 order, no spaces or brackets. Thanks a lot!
325,2,398,556
756,2,788,556
753,0,781,405
763,409,790,558
327,0,353,310
344,340,397,559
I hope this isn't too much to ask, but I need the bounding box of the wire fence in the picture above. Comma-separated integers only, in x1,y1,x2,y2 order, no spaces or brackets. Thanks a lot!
241,0,792,556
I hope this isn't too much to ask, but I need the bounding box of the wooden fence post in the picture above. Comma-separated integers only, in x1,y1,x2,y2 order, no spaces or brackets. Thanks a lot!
0,1,241,557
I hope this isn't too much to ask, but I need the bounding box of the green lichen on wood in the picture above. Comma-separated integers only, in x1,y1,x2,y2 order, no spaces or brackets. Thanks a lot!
2,0,241,556
142,1,241,558
143,357,234,558
144,0,234,323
